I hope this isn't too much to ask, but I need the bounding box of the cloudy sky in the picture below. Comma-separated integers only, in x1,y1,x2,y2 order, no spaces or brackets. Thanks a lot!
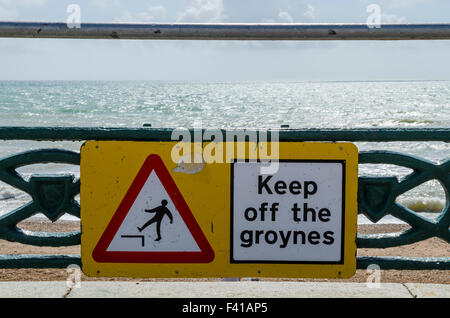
0,0,449,80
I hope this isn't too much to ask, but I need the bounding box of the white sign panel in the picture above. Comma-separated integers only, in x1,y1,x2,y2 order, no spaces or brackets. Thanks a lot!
231,160,345,263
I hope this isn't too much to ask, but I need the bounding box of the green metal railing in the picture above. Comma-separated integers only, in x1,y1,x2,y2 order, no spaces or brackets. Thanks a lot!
0,127,448,271
1,21,449,273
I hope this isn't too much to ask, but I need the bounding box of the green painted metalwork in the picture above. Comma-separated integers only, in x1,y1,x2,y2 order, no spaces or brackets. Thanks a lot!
0,149,80,249
0,254,81,269
0,127,448,271
0,127,449,142
357,151,450,248
356,256,449,270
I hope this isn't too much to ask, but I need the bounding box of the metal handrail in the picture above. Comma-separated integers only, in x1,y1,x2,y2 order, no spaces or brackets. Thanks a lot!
0,127,449,142
0,22,450,40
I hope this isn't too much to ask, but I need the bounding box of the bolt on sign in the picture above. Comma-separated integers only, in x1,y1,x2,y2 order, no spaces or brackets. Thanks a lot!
81,141,358,278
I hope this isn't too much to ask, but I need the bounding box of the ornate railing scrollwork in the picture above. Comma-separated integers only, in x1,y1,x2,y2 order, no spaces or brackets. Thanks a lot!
357,151,450,248
0,149,80,247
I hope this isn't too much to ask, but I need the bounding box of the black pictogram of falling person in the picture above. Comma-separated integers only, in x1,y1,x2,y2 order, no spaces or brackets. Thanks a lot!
137,199,173,241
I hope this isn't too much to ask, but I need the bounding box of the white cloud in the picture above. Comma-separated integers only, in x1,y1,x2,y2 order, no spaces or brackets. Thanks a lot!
177,0,225,22
116,5,167,23
278,11,293,23
262,18,275,23
304,4,315,20
381,13,406,24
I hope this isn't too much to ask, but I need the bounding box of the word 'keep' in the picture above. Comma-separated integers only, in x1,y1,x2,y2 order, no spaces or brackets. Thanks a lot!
258,175,318,198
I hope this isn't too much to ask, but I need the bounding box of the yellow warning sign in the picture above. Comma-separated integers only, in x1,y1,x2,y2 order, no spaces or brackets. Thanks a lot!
81,141,358,278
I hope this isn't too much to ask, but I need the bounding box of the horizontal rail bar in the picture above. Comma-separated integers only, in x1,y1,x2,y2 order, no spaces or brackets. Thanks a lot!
1,255,448,270
357,256,450,270
1,22,450,40
0,254,81,269
0,127,449,142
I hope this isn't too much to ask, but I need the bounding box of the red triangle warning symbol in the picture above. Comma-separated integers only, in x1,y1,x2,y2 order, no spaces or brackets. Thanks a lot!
92,154,215,263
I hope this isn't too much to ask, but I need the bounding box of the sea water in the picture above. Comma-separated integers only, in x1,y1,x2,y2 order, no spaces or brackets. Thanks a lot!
0,80,448,224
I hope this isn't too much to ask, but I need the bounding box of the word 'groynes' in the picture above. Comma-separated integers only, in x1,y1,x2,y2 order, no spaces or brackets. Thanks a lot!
81,141,358,278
